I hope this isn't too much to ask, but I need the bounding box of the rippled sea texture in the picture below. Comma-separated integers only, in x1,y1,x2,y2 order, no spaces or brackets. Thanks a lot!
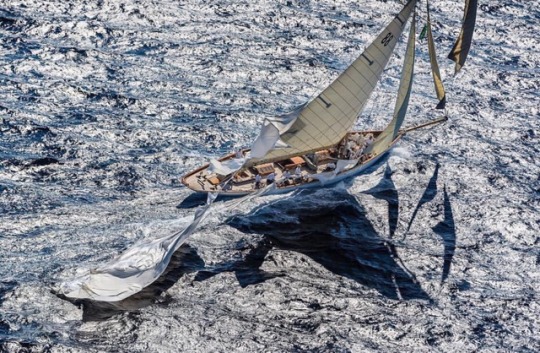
1,0,539,352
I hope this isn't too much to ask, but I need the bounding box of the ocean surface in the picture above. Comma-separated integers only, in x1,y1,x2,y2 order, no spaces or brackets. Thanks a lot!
1,0,539,352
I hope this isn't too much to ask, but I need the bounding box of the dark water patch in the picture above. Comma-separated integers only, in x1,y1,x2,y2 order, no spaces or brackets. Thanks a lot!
56,46,89,63
24,157,61,168
0,119,54,142
65,109,98,124
58,46,87,57
0,340,51,353
0,281,17,306
479,4,507,17
27,126,55,142
16,88,40,103
363,165,421,285
0,10,35,32
226,190,429,301
0,14,17,30
78,88,137,109
114,166,141,192
125,43,162,56
233,237,286,287
0,318,10,335
191,239,278,284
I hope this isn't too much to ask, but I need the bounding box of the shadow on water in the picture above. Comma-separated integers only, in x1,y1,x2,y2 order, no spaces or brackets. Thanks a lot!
432,184,456,284
177,192,240,209
194,236,285,288
363,164,399,238
56,244,205,322
222,188,430,301
61,163,459,320
400,162,457,284
405,162,440,235
361,164,420,285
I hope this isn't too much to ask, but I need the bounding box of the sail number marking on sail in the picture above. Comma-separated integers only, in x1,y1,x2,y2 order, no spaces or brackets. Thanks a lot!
381,32,394,46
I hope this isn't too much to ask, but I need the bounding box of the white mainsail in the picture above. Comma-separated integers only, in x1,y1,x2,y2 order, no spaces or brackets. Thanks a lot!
245,0,418,167
367,12,417,155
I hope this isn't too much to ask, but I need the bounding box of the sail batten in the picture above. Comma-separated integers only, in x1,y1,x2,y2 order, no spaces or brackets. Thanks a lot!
245,0,418,167
448,0,477,74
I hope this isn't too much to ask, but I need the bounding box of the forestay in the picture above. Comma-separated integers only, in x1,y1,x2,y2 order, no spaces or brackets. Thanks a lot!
245,0,418,167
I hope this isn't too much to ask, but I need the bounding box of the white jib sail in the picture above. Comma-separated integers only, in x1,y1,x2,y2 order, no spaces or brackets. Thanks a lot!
367,11,417,156
246,0,418,167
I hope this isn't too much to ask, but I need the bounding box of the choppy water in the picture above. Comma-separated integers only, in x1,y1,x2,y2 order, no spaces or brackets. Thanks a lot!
1,0,539,352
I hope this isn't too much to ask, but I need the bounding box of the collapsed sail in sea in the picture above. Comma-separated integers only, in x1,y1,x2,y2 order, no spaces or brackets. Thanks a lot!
245,0,418,167
366,12,416,155
448,0,477,74
426,0,446,109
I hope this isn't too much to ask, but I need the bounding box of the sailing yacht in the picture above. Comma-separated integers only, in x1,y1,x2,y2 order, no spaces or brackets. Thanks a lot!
182,0,476,196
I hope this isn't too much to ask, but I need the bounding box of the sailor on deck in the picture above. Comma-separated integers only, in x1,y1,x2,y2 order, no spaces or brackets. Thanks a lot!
294,165,303,182
283,170,291,179
266,172,275,184
366,133,374,146
255,174,261,189
235,148,243,158
346,139,355,159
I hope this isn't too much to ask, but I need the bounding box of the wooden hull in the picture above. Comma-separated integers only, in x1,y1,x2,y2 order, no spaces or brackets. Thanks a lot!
181,131,403,196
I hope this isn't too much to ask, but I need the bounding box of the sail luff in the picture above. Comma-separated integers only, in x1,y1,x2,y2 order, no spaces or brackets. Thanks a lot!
244,0,418,167
448,0,477,74
426,0,446,109
367,11,416,155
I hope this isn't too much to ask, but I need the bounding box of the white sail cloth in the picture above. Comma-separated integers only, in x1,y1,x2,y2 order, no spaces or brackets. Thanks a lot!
208,157,245,176
59,193,217,302
249,105,304,159
309,158,359,184
59,182,279,302
246,0,418,167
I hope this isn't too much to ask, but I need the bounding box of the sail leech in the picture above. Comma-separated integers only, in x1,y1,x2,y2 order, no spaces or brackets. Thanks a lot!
245,0,418,167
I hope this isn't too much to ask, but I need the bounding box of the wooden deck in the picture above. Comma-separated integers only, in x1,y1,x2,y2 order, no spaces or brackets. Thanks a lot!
181,130,384,195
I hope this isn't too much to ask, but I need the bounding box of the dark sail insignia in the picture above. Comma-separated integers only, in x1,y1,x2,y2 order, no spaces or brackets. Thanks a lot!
448,0,478,74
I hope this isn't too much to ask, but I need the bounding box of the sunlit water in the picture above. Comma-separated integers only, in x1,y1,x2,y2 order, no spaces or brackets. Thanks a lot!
1,1,539,352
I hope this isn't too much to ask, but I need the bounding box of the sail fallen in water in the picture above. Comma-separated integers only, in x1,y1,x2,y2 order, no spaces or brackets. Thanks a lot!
182,0,475,196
